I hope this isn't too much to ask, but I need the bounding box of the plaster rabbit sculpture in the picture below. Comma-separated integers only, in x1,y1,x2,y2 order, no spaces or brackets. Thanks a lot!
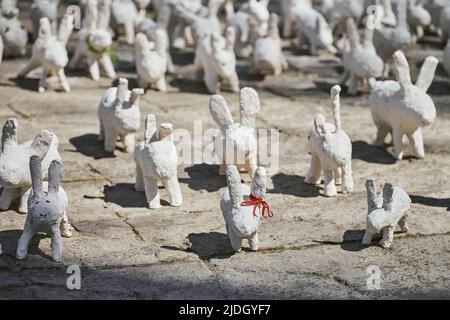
321,0,364,37
193,27,239,94
209,87,260,179
18,15,74,93
291,1,337,55
16,157,69,262
174,0,223,44
340,18,384,95
135,31,168,91
98,78,144,153
0,119,61,213
221,165,271,252
423,0,450,33
30,0,60,41
444,39,450,83
110,0,139,44
228,0,270,58
369,51,438,160
362,178,411,248
305,85,353,197
0,6,27,58
252,13,288,76
68,0,116,81
390,0,431,41
280,0,311,38
374,0,412,77
134,114,182,209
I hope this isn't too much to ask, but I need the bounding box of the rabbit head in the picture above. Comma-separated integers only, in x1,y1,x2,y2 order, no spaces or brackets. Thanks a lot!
0,15,27,56
28,156,64,226
245,0,270,24
393,50,438,127
38,17,53,39
211,28,237,79
407,0,431,27
87,29,112,52
114,78,143,132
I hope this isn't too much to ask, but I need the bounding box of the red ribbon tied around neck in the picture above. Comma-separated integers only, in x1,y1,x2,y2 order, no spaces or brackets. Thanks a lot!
241,194,273,218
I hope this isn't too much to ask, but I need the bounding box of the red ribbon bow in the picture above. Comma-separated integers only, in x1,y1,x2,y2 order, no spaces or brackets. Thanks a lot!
241,194,273,218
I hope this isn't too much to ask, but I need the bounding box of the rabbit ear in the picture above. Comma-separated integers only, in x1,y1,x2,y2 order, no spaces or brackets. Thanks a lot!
115,78,129,109
382,182,395,212
86,0,99,31
144,114,157,144
314,114,327,137
97,0,111,30
239,87,260,128
210,95,234,129
225,26,236,51
1,118,18,152
130,88,144,105
251,167,266,199
396,0,408,28
365,178,378,212
48,160,63,194
30,130,55,160
393,51,412,90
226,165,243,209
268,13,280,39
346,18,360,52
57,13,74,46
158,123,173,141
415,56,438,92
29,155,44,198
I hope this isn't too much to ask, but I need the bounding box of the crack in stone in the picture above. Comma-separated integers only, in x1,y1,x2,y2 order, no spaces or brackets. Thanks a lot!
7,104,32,119
114,212,145,241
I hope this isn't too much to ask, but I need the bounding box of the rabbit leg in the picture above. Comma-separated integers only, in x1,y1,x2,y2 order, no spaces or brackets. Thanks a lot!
18,187,29,214
228,73,240,93
38,70,48,93
309,34,317,56
362,229,373,245
0,187,19,210
248,232,259,251
373,123,390,146
17,57,40,78
408,127,425,159
323,169,337,197
341,163,353,194
135,158,145,190
380,226,394,248
16,225,35,259
144,178,161,209
103,127,118,153
392,126,405,160
99,119,105,142
334,167,342,185
60,211,73,238
339,69,350,85
155,77,167,92
100,54,116,79
57,68,70,93
204,69,219,94
163,176,183,207
305,153,322,185
87,56,100,81
124,21,135,44
228,229,242,252
398,215,409,233
50,224,63,262
347,73,358,96
122,133,135,153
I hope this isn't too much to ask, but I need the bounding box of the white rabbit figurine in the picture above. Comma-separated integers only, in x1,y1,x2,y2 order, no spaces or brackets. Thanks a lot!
0,5,28,58
221,165,271,252
193,27,239,94
0,118,61,213
210,87,260,179
98,78,144,154
135,30,168,91
134,114,182,209
305,85,353,197
16,157,70,262
68,0,116,81
18,15,74,93
362,178,411,249
369,50,438,160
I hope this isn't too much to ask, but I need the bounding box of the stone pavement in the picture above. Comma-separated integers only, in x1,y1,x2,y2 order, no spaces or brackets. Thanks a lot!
0,1,449,299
